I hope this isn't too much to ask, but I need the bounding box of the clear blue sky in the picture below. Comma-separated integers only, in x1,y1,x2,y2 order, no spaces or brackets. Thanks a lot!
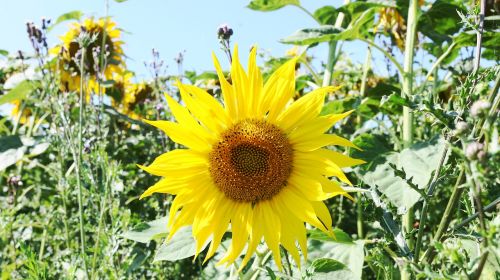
0,0,370,80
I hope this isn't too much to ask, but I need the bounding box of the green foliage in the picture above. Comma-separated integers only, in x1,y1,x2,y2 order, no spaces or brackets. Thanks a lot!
1,1,499,279
247,0,299,11
0,80,40,105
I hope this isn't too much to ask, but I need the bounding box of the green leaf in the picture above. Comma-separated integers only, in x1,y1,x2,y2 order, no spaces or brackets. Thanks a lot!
54,11,82,26
281,25,342,45
310,258,346,272
114,0,128,2
359,137,448,213
313,6,339,25
154,226,209,262
418,0,465,43
308,239,365,280
247,0,299,11
122,216,168,243
0,80,39,105
351,133,391,164
0,50,8,56
281,7,377,45
321,97,357,115
308,228,353,244
0,135,25,171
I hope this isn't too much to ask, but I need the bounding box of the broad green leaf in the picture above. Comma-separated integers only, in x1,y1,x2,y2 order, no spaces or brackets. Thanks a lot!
309,239,365,280
122,216,168,243
281,7,377,45
154,226,209,262
0,135,25,171
321,97,357,115
0,80,39,105
359,137,447,213
351,133,392,164
247,0,299,11
0,49,8,56
313,6,339,25
115,0,128,2
418,0,465,43
281,25,342,45
308,258,352,279
308,228,353,244
310,258,346,272
54,11,82,26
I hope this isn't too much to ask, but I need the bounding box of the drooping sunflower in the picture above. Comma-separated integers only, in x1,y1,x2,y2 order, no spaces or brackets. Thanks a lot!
139,46,364,269
51,17,125,93
121,82,154,120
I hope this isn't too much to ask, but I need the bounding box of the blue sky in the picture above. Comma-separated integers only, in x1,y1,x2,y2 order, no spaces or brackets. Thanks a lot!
0,0,370,81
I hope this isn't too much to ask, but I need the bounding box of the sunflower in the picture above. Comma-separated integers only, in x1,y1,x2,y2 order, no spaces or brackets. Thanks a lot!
11,100,32,124
121,82,154,120
51,17,125,93
139,46,364,269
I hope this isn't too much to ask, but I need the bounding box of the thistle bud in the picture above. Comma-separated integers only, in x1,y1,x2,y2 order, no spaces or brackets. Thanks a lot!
465,142,485,161
470,100,491,118
453,121,469,137
217,24,233,40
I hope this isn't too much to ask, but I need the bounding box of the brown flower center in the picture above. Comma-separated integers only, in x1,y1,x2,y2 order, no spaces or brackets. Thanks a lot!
209,119,293,203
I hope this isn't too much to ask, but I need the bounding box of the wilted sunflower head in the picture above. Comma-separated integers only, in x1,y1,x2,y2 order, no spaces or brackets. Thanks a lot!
11,99,32,125
114,82,154,120
51,17,125,93
106,71,133,105
138,46,364,269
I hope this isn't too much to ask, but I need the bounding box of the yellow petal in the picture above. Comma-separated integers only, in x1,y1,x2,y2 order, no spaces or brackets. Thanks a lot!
177,82,229,135
246,47,264,118
143,119,213,152
230,45,250,119
279,188,328,232
212,52,237,120
278,86,341,132
218,203,252,265
315,149,366,168
288,110,354,143
293,134,360,152
259,58,298,120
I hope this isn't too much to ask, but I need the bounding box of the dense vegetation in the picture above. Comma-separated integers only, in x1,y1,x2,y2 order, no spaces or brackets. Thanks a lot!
0,0,498,279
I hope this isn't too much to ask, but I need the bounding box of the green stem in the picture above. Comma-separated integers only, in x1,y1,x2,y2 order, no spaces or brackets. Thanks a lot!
323,41,338,87
422,168,465,264
423,42,457,87
360,47,371,97
357,193,364,238
359,38,404,76
414,145,449,261
322,0,349,87
77,47,89,277
401,1,419,279
293,4,320,24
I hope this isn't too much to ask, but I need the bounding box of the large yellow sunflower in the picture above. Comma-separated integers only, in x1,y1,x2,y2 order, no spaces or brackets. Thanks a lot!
139,46,364,269
51,17,124,93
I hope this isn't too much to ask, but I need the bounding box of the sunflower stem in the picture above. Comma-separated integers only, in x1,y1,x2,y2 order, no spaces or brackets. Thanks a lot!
401,0,419,279
322,0,349,87
414,144,449,261
77,46,89,278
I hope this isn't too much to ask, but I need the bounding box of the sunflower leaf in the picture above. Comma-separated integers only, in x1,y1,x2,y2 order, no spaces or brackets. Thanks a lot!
0,135,25,171
247,0,300,12
358,137,447,214
122,216,168,243
308,228,353,244
0,80,40,105
154,226,210,262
